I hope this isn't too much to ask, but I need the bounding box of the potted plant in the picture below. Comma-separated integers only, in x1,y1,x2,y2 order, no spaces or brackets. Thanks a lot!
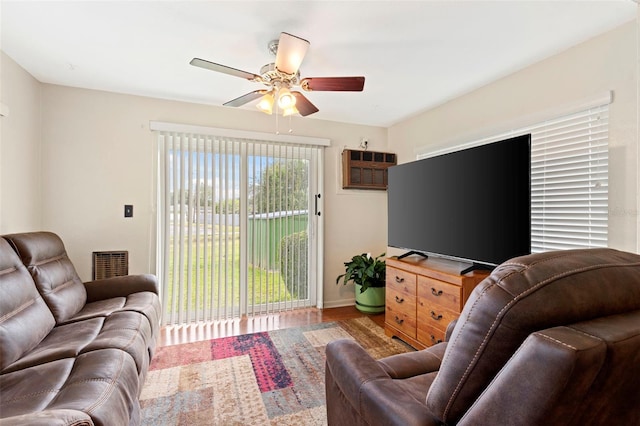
336,253,386,313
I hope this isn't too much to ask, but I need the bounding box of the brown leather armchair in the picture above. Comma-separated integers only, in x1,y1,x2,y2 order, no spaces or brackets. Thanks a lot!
326,248,640,425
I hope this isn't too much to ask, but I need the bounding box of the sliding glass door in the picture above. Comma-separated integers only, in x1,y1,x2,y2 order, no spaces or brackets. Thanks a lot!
157,131,322,326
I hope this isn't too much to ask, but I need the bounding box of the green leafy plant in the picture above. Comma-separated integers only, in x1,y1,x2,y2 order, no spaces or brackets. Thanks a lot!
336,253,386,293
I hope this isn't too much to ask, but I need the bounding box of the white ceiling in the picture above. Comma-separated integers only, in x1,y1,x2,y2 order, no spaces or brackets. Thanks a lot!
1,1,637,127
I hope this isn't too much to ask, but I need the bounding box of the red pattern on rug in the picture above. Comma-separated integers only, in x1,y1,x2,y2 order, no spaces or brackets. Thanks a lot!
149,331,292,393
211,332,292,392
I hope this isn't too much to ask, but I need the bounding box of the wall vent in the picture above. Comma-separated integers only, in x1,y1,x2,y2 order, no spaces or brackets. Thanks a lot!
92,251,128,280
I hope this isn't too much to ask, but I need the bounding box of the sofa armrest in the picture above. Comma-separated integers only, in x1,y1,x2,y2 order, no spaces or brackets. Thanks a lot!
0,410,92,426
457,326,606,426
378,342,447,379
326,339,390,410
84,274,159,302
326,339,441,426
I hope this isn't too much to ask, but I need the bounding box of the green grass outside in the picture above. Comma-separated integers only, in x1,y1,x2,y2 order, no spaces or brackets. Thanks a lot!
164,225,298,321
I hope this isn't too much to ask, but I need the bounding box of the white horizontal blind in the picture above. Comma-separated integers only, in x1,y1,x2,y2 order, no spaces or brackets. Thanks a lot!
418,101,609,254
530,105,608,251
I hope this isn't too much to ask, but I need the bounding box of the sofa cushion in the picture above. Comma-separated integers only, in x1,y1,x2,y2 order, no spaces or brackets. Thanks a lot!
59,291,161,363
1,348,139,426
425,248,640,425
0,409,92,426
65,297,128,322
0,358,76,416
2,318,104,374
82,311,153,376
4,232,87,324
0,238,56,371
3,311,153,378
65,291,161,343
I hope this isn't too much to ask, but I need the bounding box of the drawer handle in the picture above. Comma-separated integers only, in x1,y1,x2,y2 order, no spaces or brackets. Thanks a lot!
394,316,404,325
395,276,405,283
395,295,404,303
431,287,443,296
430,311,443,321
430,334,443,344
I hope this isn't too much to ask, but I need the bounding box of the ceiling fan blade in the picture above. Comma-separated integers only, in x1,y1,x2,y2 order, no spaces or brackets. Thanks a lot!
190,58,261,82
275,32,310,75
301,76,365,92
292,91,319,117
224,90,268,107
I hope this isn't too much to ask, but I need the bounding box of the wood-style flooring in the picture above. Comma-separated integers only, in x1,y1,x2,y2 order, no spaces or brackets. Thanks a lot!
158,306,385,347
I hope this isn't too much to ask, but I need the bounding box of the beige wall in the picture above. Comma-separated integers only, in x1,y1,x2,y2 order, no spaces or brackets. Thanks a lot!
389,20,639,254
0,52,42,233
1,16,638,308
38,85,388,306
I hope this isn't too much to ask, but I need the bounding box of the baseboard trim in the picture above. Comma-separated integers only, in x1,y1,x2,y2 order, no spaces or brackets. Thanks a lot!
322,299,356,309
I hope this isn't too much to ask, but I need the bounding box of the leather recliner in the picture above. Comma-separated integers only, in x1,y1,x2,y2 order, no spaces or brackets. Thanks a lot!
326,248,640,425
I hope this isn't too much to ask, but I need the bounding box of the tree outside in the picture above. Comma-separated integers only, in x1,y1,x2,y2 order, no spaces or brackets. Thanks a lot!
249,159,308,214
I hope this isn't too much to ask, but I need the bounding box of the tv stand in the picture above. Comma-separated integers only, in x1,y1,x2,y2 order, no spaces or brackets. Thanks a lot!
385,256,489,349
397,251,429,260
460,263,494,275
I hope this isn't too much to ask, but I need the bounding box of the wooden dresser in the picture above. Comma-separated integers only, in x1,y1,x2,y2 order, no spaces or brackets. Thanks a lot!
385,256,489,349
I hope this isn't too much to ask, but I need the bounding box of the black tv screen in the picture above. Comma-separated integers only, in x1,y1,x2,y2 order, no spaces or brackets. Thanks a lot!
387,134,531,269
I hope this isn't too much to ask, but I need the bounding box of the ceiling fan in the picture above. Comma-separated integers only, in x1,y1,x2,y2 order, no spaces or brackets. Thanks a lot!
190,32,365,117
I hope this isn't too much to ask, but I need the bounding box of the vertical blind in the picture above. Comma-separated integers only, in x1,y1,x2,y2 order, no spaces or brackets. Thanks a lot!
418,101,610,253
156,130,321,326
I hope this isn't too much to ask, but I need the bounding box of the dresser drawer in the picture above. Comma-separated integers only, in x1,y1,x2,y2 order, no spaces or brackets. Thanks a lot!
417,322,447,346
418,276,462,312
386,286,416,318
386,301,417,339
417,302,458,333
387,267,417,296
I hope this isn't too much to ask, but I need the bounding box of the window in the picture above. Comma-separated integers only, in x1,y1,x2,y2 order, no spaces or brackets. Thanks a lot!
418,96,610,253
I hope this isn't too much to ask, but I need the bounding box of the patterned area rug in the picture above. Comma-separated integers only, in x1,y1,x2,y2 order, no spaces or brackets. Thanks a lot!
140,316,413,425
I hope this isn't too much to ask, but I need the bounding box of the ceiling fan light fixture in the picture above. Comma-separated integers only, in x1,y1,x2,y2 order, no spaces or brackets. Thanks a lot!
256,91,274,115
277,87,296,109
274,32,310,75
282,105,299,117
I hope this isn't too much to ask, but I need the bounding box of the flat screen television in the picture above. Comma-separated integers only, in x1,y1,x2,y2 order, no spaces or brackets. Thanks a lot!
387,134,531,273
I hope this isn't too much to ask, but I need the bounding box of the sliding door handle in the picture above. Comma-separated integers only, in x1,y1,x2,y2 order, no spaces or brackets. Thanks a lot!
314,194,321,216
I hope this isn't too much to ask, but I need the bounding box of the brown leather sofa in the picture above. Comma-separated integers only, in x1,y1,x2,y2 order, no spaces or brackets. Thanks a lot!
326,248,640,426
0,232,161,426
